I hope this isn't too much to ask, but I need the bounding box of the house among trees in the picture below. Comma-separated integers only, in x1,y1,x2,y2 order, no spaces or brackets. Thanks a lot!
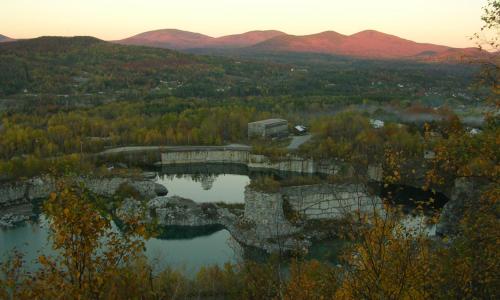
248,118,288,139
424,150,436,160
369,119,385,129
468,128,482,136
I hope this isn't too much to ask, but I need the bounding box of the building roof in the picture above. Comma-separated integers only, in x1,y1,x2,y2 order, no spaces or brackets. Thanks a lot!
248,118,287,126
294,125,307,132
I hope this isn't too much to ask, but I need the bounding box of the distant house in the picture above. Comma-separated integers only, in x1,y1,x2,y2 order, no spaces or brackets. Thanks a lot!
370,119,385,129
424,150,436,160
293,125,308,135
468,128,482,136
248,119,288,139
427,131,443,139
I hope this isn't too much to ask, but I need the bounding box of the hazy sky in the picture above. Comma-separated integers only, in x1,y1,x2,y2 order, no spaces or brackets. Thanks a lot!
1,0,487,47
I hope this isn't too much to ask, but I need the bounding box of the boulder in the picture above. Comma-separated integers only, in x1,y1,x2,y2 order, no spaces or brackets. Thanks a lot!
147,196,220,227
154,183,168,196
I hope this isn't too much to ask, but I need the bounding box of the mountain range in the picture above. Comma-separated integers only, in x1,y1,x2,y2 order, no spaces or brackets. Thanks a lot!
117,29,485,61
1,29,487,61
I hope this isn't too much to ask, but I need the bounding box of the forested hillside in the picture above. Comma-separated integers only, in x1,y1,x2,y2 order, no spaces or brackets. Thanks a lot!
0,36,287,97
0,36,485,105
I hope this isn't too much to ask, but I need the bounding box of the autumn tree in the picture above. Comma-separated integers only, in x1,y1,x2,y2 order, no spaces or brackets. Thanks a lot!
1,179,150,299
474,0,499,103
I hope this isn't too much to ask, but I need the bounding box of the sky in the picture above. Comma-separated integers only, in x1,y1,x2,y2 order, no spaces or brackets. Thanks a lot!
1,0,488,47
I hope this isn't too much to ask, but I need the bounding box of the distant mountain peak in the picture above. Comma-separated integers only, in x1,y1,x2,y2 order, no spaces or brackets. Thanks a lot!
212,30,286,48
134,28,213,39
314,30,345,36
118,29,214,49
353,29,384,35
0,34,14,43
239,30,285,34
349,29,413,42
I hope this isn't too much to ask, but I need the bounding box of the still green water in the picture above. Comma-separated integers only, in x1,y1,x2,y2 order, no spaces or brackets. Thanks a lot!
0,219,240,274
0,220,240,274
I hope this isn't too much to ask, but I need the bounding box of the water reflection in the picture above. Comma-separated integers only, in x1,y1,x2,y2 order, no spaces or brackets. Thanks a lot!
156,173,250,203
145,229,241,274
0,218,240,275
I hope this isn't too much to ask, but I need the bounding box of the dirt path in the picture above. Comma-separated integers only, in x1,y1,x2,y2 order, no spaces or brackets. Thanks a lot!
287,134,312,150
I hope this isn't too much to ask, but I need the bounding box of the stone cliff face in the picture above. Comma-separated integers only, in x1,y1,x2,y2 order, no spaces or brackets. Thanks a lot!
82,177,167,199
436,178,484,236
248,154,318,174
244,184,383,224
0,177,54,209
161,149,249,165
0,176,167,219
240,183,384,253
244,187,301,238
160,149,343,175
243,187,306,252
281,184,383,220
147,196,236,227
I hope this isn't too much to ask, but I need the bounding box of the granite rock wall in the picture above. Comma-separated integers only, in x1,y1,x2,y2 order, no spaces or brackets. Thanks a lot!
160,149,341,175
282,184,383,220
0,176,167,211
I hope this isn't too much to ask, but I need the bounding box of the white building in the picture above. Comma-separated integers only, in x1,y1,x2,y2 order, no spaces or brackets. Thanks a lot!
370,119,385,129
248,119,288,139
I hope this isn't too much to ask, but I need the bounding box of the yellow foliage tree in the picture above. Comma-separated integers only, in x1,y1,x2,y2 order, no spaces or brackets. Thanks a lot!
2,179,149,299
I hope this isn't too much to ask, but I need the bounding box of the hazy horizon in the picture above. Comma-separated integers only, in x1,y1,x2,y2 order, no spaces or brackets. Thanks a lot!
1,0,488,48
